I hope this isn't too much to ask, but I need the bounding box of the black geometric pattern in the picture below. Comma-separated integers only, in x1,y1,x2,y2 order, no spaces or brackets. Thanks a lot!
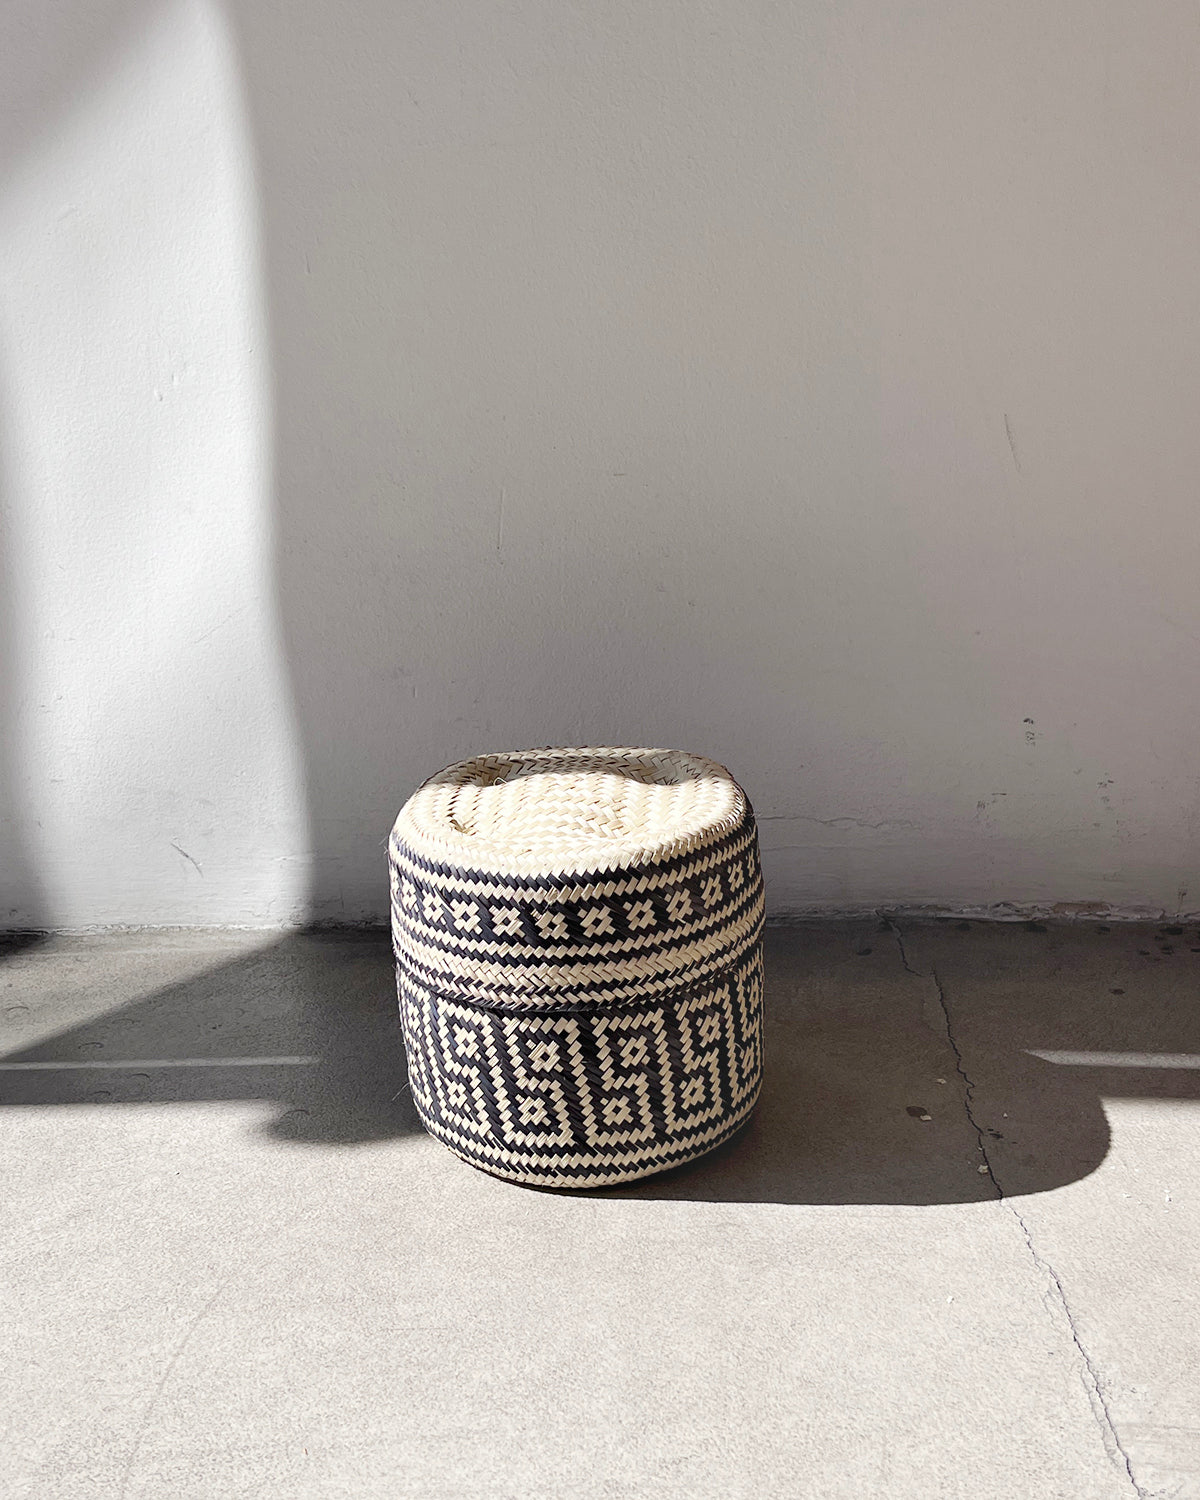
397,945,763,1187
390,749,765,1187
390,811,764,1010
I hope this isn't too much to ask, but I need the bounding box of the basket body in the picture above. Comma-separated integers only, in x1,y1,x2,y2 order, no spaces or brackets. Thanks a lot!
389,748,765,1188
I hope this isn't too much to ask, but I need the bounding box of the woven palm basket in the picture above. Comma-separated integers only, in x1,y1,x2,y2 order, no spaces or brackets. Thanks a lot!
389,747,765,1188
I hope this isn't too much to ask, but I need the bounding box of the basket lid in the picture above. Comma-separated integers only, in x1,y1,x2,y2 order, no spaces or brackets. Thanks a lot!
392,746,743,880
389,747,762,1009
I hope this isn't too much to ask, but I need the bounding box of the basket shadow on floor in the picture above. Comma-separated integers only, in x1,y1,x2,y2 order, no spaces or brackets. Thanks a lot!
587,921,1200,1206
5,922,1200,1206
0,931,422,1146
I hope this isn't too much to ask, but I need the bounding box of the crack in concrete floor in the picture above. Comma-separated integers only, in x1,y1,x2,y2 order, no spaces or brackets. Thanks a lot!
889,918,1148,1500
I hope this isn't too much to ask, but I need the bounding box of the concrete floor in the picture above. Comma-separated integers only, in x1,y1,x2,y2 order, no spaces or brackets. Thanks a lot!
2,922,1198,1499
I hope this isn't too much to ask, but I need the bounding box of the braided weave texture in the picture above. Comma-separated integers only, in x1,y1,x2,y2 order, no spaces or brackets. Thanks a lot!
390,747,765,1187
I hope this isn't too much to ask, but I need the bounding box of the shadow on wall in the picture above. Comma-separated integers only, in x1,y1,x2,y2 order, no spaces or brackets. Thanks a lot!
4,0,824,929
5,923,1200,1206
226,0,839,923
0,431,44,935
0,0,123,928
1,0,309,932
0,0,111,937
5,2,1200,930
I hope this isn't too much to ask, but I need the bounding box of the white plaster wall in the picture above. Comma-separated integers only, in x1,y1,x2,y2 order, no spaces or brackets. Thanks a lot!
0,2,307,929
3,0,1200,928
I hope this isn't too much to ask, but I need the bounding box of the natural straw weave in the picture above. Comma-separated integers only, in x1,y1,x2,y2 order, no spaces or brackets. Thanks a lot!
389,748,765,1188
